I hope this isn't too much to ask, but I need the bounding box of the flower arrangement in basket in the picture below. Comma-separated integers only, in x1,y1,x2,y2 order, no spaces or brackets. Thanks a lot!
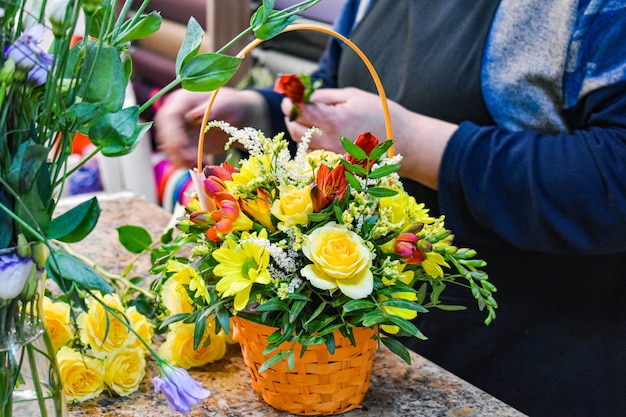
151,25,498,416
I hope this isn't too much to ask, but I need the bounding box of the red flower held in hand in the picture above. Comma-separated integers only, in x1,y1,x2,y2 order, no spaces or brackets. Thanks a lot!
274,74,305,103
273,73,321,121
310,163,348,212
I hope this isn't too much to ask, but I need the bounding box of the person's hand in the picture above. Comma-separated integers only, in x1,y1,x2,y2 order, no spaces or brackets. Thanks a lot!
154,87,270,168
281,87,391,154
282,87,458,189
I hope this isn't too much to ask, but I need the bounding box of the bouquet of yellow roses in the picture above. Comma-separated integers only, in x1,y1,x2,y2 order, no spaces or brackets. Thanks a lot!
151,115,498,369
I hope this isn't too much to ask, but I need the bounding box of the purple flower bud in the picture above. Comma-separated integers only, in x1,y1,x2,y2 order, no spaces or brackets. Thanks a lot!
152,363,210,414
4,24,53,86
0,252,35,300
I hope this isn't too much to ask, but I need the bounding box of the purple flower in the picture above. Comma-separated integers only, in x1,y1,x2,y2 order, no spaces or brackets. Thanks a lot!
0,252,34,300
152,362,210,414
4,24,53,86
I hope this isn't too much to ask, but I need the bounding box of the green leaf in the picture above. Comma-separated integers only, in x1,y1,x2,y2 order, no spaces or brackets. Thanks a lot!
81,42,126,112
117,225,153,253
341,136,367,160
250,0,275,30
89,107,149,157
46,249,112,293
254,12,299,40
344,171,362,192
380,337,412,365
386,315,425,339
259,350,290,373
180,53,242,92
367,187,398,197
7,142,48,194
341,159,367,176
368,163,402,179
255,299,290,313
176,17,205,74
47,197,101,243
436,304,467,312
369,140,394,160
116,11,162,44
289,299,307,323
343,299,376,313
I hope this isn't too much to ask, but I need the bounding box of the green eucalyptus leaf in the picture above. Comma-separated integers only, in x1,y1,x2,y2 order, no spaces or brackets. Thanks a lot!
116,11,162,44
116,225,153,253
47,197,101,243
176,17,205,74
46,249,112,293
180,53,241,92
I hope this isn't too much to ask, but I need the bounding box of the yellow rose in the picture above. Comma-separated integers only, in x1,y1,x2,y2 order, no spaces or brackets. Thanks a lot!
158,322,227,369
57,346,105,403
301,222,374,299
271,184,313,228
160,276,194,316
77,294,136,357
103,346,146,397
126,306,154,353
42,296,72,351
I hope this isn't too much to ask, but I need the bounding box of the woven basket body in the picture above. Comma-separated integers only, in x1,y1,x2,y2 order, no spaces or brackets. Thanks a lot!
231,316,377,415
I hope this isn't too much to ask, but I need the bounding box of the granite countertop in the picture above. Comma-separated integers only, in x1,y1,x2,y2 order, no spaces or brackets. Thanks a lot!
63,193,528,417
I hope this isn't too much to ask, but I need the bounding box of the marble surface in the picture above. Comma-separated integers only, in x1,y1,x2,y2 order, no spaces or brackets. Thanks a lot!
63,193,527,417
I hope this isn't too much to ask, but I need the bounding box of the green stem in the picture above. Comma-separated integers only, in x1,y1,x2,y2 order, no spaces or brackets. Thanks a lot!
139,78,181,114
25,342,48,417
52,145,103,188
0,199,47,244
54,241,155,299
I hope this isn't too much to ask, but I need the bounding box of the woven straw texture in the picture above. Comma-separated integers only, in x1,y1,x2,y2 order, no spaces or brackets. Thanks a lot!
231,316,378,415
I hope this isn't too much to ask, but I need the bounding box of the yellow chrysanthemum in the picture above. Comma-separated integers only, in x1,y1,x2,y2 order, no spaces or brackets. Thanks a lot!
212,229,272,311
227,154,271,193
166,260,210,304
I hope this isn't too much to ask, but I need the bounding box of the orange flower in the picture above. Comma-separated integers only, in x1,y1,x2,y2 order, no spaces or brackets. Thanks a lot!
239,188,276,232
394,233,426,265
310,163,348,212
206,193,254,242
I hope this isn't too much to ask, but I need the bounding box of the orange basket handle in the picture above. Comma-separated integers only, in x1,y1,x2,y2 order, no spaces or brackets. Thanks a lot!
197,23,393,171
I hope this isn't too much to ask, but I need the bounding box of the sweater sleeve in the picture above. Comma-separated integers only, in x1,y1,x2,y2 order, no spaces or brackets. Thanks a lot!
438,80,626,255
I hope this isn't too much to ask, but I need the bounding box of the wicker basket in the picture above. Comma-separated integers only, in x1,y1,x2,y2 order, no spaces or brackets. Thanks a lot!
231,316,378,415
200,23,393,416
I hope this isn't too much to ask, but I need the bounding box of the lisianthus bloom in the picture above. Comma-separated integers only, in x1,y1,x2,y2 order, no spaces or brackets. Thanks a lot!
158,322,227,369
103,346,146,397
0,252,34,300
310,163,348,212
346,132,379,171
271,184,313,229
212,229,272,311
57,346,105,403
301,222,374,299
153,362,211,415
77,294,136,357
206,193,254,242
4,24,52,86
42,296,72,350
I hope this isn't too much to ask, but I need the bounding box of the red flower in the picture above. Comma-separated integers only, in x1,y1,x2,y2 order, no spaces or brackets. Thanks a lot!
346,132,379,171
273,74,305,103
394,233,425,265
310,163,348,212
